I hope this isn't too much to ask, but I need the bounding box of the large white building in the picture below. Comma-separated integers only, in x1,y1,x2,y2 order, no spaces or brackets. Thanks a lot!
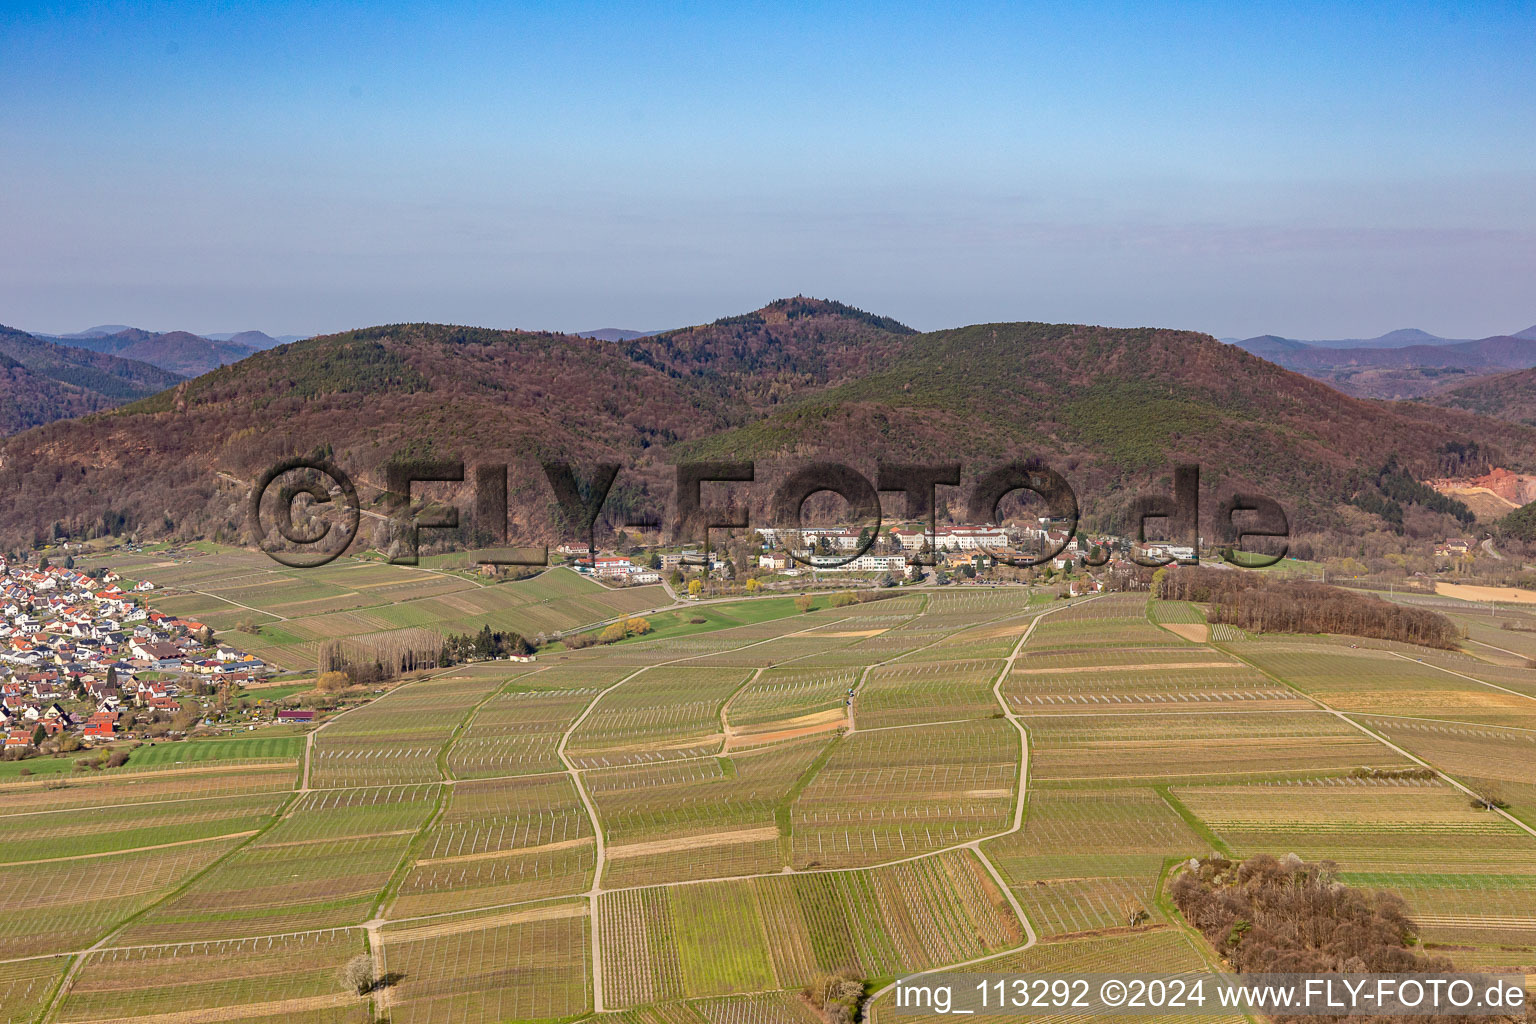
809,553,907,573
889,526,1011,551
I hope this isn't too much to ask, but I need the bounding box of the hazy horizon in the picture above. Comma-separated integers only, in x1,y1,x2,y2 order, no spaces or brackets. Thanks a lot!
10,305,1536,348
4,2,1532,340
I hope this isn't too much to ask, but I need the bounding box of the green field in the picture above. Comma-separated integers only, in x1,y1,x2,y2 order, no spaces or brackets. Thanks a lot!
125,733,306,765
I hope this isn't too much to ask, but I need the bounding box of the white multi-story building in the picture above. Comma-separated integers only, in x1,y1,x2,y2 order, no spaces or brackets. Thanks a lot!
942,527,1010,550
809,553,907,573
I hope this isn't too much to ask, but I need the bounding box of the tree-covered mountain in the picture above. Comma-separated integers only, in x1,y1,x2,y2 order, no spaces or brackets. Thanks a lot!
0,299,1530,548
617,296,916,410
0,325,184,434
674,319,1533,534
1420,366,1536,427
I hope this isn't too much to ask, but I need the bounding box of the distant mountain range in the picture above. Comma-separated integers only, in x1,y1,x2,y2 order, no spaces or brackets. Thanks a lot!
30,325,304,377
1226,325,1536,350
574,328,663,342
1226,324,1536,398
202,331,307,346
0,296,1529,549
0,325,184,434
0,323,313,434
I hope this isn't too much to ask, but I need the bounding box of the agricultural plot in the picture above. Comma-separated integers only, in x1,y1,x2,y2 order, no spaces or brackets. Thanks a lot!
1341,873,1536,965
1361,716,1536,826
691,992,822,1024
0,834,250,957
1012,640,1233,669
1024,595,1180,652
1237,641,1536,729
922,590,1044,619
983,787,1203,937
1003,653,1301,714
25,555,1536,1022
724,666,859,746
378,901,592,1024
682,634,861,670
391,774,595,917
1174,780,1536,873
1171,780,1536,958
1147,599,1205,624
565,666,753,768
0,954,69,1024
309,673,505,787
149,590,278,631
55,928,370,1024
853,658,1004,730
448,685,607,778
590,738,830,887
1024,710,1409,783
600,849,1020,1006
1411,654,1536,700
134,551,671,667
115,784,440,943
124,732,305,765
865,927,1239,1024
1442,615,1536,663
791,720,1016,868
0,791,286,862
0,760,299,813
1207,622,1248,642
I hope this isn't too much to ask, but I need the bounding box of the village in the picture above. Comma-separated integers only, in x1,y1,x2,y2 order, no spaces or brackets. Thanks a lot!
0,559,273,761
564,516,1485,596
567,519,1131,591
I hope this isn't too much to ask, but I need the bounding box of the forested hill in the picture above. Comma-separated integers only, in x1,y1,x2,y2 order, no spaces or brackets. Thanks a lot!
618,297,917,409
0,325,184,434
1421,366,1536,426
0,298,1532,547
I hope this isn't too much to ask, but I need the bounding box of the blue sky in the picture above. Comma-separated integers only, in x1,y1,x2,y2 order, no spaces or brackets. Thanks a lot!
2,1,1532,339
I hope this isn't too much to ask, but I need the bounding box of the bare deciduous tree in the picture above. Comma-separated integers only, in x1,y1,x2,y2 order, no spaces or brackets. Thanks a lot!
340,953,375,995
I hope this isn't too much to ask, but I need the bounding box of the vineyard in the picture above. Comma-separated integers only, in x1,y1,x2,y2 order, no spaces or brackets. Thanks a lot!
4,561,1535,1023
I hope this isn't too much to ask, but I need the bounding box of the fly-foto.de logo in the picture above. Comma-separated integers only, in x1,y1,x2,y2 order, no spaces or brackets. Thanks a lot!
249,457,1290,570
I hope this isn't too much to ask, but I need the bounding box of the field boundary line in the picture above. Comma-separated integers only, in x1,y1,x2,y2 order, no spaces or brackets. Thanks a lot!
440,665,551,781
0,829,259,867
368,669,531,914
1220,644,1536,843
1386,650,1536,704
1153,785,1233,857
865,596,1099,1006
36,788,304,1024
368,783,452,922
555,615,848,1013
300,662,461,791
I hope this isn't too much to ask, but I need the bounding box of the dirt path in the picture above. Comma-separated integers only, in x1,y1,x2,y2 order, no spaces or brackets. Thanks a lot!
866,597,1103,1007
554,616,860,1014
607,826,780,861
413,835,594,867
378,901,586,943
